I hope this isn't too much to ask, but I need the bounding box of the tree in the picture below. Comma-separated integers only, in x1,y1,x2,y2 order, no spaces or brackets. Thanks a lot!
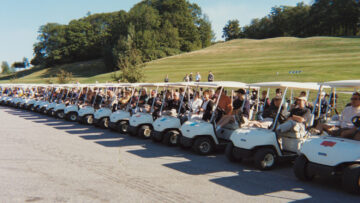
1,61,10,74
222,20,241,41
23,57,30,68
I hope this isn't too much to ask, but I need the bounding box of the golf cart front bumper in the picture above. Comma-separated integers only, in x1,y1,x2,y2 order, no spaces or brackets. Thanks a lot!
180,135,193,148
151,130,163,141
306,161,337,177
232,146,253,159
78,115,85,123
109,121,118,131
128,125,138,135
93,118,100,126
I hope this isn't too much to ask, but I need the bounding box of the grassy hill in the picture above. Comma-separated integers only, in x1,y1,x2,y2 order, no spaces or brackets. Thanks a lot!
1,37,360,84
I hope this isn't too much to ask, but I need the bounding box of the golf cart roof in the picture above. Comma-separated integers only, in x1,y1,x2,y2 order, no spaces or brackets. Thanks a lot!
250,81,320,90
323,80,360,88
181,81,251,89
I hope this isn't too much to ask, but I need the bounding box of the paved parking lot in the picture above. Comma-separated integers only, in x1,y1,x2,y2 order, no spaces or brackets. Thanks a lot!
0,106,358,202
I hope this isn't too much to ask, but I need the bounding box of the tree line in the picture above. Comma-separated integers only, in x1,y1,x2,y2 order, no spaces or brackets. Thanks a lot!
29,0,213,82
223,0,360,41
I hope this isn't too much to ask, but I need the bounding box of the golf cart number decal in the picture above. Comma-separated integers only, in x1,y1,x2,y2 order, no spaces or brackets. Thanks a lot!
318,152,327,156
160,118,167,122
189,122,198,127
320,141,336,147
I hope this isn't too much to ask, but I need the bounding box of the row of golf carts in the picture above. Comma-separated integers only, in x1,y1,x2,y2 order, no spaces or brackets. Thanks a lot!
1,80,360,194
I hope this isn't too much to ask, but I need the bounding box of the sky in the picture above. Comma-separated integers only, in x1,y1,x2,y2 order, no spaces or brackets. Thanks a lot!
0,0,311,67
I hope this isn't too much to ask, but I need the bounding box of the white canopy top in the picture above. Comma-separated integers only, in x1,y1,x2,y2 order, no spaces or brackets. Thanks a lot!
180,81,251,89
250,81,321,90
323,80,360,88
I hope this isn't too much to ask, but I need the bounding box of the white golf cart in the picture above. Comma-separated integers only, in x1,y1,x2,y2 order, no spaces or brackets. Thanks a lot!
226,82,322,170
151,82,190,146
109,84,137,133
127,83,165,139
53,86,73,119
179,81,256,155
64,85,87,122
93,85,119,129
294,80,360,194
78,84,104,125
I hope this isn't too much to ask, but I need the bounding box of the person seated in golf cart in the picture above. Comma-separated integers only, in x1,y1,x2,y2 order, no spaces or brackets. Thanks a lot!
138,89,148,108
118,91,131,110
190,92,203,114
247,95,288,129
315,92,360,138
104,90,117,110
146,89,162,116
200,90,215,122
165,92,187,114
276,96,311,136
216,88,249,132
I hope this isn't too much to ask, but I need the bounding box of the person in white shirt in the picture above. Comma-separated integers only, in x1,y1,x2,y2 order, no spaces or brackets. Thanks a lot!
316,92,360,139
195,72,201,82
191,92,203,114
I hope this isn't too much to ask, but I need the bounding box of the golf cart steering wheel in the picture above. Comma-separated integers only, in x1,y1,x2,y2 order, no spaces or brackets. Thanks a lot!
352,116,360,128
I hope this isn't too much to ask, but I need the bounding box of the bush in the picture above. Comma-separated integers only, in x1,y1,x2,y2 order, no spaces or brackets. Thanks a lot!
56,69,73,84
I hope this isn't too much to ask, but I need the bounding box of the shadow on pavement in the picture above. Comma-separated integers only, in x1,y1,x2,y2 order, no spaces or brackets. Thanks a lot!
2,106,360,201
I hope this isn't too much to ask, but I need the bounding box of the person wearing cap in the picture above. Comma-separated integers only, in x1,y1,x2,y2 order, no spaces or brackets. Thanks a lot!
233,88,250,119
216,88,249,132
315,92,360,139
276,96,311,134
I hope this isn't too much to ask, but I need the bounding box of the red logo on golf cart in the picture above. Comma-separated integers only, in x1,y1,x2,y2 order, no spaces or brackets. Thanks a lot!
135,114,141,117
320,141,336,147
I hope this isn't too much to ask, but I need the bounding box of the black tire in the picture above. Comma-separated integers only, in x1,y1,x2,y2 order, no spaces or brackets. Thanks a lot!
56,110,65,119
151,132,162,143
138,125,152,139
192,137,214,155
84,115,94,125
254,148,276,170
342,164,360,194
99,117,109,129
293,155,314,181
225,142,241,162
162,130,180,146
119,121,128,134
68,112,78,122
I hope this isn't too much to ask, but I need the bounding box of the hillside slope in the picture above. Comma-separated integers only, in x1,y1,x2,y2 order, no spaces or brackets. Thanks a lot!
1,37,360,83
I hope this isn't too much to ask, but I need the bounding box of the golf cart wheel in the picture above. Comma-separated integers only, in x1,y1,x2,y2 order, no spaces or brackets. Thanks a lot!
225,143,241,162
30,106,35,111
192,137,214,155
293,155,314,181
68,112,78,122
254,148,276,170
85,115,94,125
99,117,109,129
138,125,152,139
119,121,128,134
56,110,65,119
342,164,360,194
50,110,55,117
162,130,180,146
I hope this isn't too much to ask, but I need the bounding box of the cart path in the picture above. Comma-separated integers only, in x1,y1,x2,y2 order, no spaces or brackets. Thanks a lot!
0,106,358,202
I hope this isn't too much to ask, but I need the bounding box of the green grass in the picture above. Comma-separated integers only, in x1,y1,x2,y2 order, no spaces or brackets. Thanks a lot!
1,36,359,84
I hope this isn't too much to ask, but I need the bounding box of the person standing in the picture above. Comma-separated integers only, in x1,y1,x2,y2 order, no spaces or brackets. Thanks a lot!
208,71,214,82
183,74,189,82
164,74,169,83
195,72,201,82
189,72,193,82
